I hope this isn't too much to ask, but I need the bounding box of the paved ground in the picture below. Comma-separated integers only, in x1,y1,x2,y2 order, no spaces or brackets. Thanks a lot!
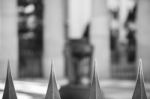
0,79,150,99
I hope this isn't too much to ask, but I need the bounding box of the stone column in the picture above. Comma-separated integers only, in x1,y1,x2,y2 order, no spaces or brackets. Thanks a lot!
43,0,65,78
0,0,18,79
137,0,150,81
91,0,110,79
68,0,92,39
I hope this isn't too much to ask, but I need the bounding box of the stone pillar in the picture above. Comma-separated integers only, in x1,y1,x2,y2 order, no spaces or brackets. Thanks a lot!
43,0,65,78
137,0,150,81
68,0,92,39
0,0,18,79
91,0,110,79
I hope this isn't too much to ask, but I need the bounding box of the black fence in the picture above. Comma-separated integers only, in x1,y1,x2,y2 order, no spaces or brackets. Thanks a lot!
1,60,147,99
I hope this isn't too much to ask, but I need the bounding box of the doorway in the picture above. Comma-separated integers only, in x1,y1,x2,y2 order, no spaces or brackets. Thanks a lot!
18,0,43,78
108,0,138,79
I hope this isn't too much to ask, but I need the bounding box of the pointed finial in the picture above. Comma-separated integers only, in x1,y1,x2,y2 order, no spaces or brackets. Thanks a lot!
2,61,17,99
90,60,97,79
132,59,147,99
89,61,105,99
139,59,144,77
45,62,61,99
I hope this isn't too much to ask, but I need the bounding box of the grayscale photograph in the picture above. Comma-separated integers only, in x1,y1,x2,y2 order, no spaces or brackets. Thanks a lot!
0,0,149,99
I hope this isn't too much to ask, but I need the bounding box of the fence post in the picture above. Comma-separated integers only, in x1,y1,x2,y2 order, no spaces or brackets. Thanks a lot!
132,59,147,99
89,64,105,99
45,63,61,99
2,62,17,99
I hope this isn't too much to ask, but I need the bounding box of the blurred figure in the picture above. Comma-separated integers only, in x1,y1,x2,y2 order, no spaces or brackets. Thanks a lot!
64,23,93,85
125,0,137,63
108,0,138,79
18,0,43,78
126,29,136,63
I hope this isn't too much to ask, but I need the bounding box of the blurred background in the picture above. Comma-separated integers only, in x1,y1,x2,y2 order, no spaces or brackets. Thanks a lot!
0,0,150,99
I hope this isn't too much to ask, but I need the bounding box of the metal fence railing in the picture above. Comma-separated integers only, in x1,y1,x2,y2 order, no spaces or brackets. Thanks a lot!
2,60,147,99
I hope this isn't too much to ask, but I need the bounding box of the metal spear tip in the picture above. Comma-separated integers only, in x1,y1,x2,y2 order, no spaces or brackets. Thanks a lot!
132,59,147,99
2,62,17,99
139,59,144,78
45,62,61,99
7,61,12,77
89,62,105,99
50,60,54,76
91,60,97,79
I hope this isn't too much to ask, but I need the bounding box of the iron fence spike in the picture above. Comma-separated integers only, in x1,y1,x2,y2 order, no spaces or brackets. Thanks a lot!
45,62,61,99
132,59,147,99
2,61,17,99
89,62,105,99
